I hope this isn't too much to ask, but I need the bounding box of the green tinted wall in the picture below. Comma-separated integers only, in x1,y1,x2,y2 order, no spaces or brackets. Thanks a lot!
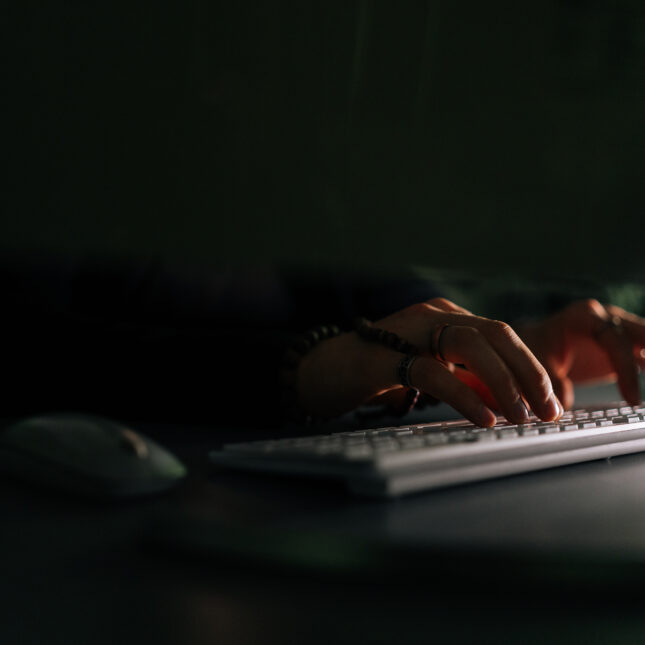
6,1,645,280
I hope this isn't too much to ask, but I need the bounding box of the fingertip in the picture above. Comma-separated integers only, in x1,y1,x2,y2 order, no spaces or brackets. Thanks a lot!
509,398,530,425
619,378,641,407
538,393,561,422
555,397,564,419
627,391,642,407
476,405,497,428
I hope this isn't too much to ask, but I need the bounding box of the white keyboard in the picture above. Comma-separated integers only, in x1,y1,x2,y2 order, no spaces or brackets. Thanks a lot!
209,404,645,497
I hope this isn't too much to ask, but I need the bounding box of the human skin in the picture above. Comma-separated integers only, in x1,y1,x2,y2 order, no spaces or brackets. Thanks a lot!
296,298,645,426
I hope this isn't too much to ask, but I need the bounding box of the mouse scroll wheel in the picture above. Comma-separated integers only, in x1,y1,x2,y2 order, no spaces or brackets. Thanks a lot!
119,429,149,459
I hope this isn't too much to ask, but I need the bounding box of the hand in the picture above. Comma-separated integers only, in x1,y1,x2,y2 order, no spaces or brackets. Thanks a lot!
296,298,562,427
518,299,645,409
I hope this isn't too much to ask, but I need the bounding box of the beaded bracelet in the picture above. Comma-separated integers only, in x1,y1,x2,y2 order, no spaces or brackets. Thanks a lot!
281,324,342,424
354,317,419,355
282,318,434,425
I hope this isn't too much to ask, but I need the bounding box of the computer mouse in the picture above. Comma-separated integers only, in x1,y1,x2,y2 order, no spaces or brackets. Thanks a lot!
0,413,187,499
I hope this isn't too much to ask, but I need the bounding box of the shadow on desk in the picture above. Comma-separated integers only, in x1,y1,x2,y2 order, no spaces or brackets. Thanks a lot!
3,384,645,644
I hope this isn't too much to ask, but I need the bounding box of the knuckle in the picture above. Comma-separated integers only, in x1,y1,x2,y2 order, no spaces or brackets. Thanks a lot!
486,319,517,341
579,298,604,317
405,302,432,318
427,297,456,310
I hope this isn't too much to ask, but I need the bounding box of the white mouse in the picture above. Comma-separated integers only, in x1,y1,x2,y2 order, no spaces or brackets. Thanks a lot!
0,413,187,498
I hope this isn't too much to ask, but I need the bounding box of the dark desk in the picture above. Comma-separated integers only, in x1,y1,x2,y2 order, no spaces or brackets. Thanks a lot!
3,391,645,645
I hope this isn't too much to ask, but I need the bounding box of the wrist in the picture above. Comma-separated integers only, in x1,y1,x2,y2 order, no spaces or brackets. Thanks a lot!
295,332,372,418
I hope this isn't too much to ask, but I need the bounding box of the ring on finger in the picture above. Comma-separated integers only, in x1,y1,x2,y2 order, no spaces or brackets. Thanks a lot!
397,354,418,388
429,323,451,363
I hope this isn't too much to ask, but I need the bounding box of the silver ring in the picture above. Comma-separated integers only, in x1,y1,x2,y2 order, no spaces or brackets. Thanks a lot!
397,355,418,388
429,323,450,363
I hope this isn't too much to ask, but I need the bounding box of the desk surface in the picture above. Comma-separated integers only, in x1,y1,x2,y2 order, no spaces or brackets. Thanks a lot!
3,385,645,644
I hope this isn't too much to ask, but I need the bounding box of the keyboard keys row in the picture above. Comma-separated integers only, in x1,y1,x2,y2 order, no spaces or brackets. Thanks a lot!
224,407,645,458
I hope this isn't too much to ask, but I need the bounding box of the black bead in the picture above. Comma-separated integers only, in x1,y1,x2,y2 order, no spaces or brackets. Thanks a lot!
304,330,320,344
385,332,398,346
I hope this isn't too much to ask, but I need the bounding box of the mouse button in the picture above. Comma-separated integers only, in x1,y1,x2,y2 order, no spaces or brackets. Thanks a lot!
3,416,118,465
119,429,149,459
1,417,68,454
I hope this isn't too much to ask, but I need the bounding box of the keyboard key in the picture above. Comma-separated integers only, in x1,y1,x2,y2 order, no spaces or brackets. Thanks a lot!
472,430,497,442
449,431,479,444
497,428,519,439
561,424,579,432
538,425,560,434
519,425,540,437
425,433,449,446
612,416,642,424
368,428,394,437
398,436,426,449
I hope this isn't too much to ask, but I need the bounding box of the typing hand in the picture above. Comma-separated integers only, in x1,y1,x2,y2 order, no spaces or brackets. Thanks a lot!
296,298,562,427
518,299,645,409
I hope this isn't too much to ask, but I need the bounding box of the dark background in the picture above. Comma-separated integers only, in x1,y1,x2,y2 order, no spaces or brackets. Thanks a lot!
6,1,645,282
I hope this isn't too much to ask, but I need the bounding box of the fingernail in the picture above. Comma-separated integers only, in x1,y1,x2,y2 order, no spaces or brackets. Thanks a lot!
477,406,497,427
543,393,560,421
511,398,530,424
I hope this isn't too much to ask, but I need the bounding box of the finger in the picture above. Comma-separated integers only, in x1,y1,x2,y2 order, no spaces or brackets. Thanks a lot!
549,372,574,411
595,322,641,405
453,367,499,411
427,312,559,420
608,306,645,378
475,321,560,420
538,351,574,411
411,357,497,427
606,305,645,348
565,301,641,405
439,325,534,424
638,347,645,370
425,297,472,315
